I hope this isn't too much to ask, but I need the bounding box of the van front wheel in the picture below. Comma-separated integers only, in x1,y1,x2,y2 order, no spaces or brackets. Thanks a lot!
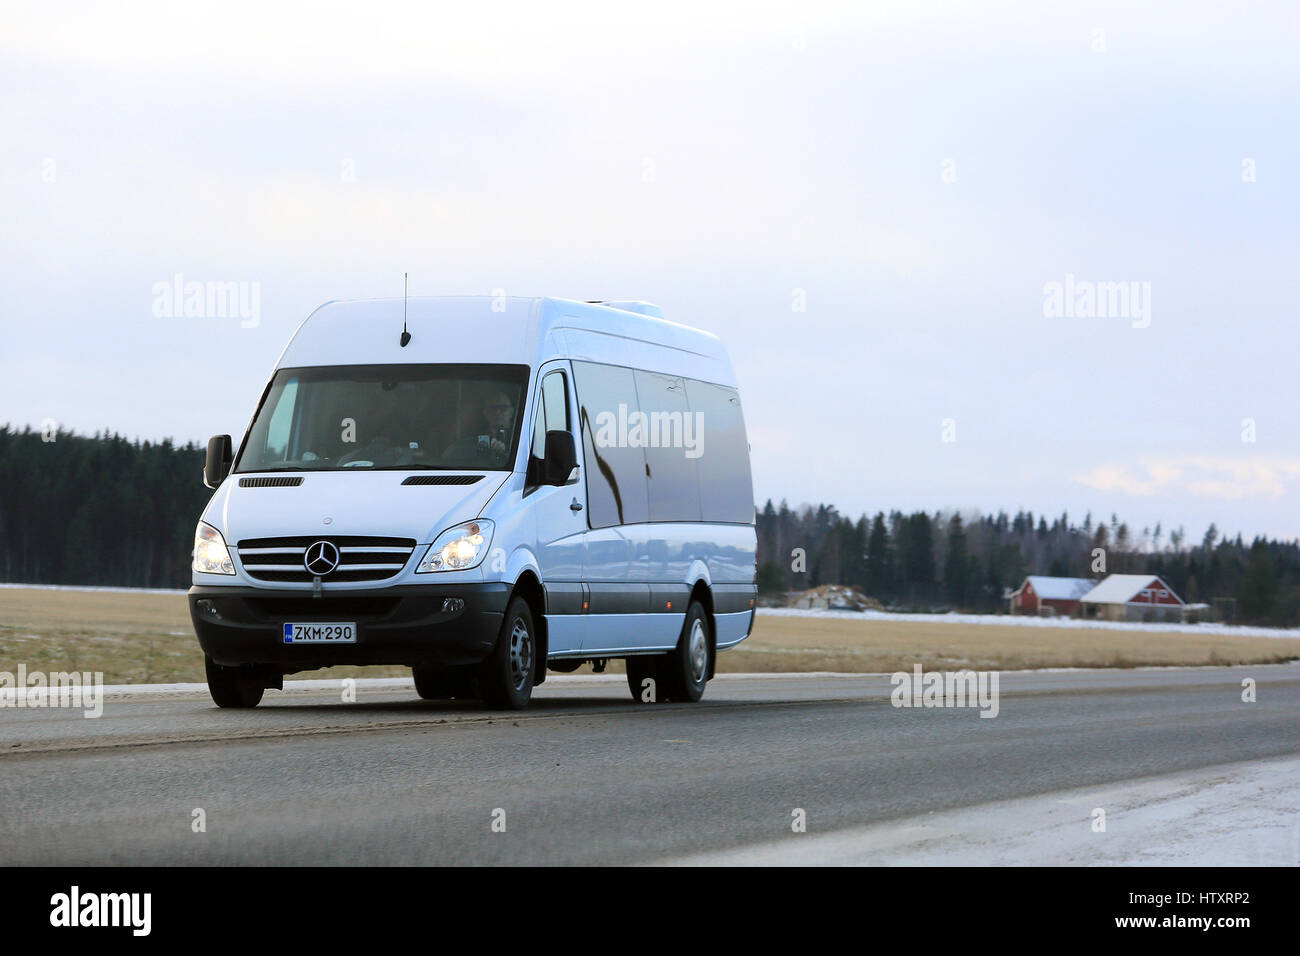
204,655,265,708
478,596,536,710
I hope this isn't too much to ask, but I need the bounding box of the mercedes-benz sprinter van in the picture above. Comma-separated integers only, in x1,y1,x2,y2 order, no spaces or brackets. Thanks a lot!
189,296,756,710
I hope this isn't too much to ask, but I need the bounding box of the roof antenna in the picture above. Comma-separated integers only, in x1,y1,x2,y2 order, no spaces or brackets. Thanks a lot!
399,272,412,347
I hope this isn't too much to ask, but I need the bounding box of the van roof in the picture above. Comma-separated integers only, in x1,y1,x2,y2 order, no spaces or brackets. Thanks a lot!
275,296,739,387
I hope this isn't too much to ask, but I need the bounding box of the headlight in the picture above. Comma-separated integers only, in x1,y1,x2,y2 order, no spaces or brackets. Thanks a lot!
417,520,494,573
193,522,235,575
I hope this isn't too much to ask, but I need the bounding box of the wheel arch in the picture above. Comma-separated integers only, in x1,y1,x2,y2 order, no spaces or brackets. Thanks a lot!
688,578,717,680
511,569,547,684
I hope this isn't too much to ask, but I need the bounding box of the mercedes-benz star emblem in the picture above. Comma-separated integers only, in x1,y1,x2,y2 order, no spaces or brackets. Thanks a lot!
304,540,340,576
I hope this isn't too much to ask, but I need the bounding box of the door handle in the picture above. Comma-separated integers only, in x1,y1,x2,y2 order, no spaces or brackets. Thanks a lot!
570,498,583,512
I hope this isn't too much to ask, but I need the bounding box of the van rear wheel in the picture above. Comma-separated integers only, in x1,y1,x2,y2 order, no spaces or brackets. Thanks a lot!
204,655,265,708
478,596,536,710
661,602,711,702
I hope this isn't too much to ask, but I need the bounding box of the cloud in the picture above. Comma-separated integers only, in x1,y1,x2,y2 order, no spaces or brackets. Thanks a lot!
1076,456,1300,500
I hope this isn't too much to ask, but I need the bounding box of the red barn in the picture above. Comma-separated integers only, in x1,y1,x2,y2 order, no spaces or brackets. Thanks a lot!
1008,576,1095,616
1079,574,1185,622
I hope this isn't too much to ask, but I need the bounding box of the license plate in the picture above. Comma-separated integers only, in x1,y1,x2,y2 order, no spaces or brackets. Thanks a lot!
283,622,356,644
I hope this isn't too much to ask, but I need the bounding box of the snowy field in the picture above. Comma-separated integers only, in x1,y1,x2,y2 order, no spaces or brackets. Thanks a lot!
761,607,1300,640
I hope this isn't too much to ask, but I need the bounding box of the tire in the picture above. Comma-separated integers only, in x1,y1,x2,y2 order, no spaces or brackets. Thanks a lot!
412,665,474,700
660,601,711,703
478,596,536,710
205,655,265,708
626,656,665,703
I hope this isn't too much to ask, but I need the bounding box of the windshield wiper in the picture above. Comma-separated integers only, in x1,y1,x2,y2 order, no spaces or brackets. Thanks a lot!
369,463,454,471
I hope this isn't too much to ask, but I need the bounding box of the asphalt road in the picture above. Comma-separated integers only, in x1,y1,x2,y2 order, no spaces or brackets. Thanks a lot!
2,666,1298,865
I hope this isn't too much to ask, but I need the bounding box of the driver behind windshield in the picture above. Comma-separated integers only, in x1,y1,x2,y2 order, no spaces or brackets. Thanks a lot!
441,389,516,467
336,406,420,467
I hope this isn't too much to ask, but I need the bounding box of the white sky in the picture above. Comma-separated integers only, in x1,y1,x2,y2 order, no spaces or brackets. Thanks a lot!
2,0,1298,542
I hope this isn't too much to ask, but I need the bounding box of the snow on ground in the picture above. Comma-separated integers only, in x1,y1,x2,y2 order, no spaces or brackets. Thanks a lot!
666,755,1300,866
760,607,1300,639
78,672,870,698
0,583,188,595
11,669,1290,702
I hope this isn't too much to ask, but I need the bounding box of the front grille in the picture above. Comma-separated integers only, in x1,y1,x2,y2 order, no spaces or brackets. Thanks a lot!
237,535,417,583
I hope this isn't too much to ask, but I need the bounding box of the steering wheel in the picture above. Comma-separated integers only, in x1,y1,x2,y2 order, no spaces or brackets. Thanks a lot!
338,437,394,467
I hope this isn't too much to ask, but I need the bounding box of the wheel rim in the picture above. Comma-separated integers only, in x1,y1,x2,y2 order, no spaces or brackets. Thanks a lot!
508,618,533,692
688,618,708,684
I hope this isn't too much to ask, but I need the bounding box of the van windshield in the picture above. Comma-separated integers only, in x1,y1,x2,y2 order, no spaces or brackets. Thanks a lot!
235,364,530,472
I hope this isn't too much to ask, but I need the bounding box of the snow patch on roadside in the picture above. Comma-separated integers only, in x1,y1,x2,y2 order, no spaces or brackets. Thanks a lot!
0,583,188,595
665,755,1300,866
95,671,888,698
87,666,1300,698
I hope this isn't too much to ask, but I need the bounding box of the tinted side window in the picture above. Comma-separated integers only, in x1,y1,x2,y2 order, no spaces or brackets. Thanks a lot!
685,380,753,524
635,370,701,522
572,362,649,528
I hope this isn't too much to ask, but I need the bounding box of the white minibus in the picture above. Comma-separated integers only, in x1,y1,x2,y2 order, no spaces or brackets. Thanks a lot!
189,296,756,709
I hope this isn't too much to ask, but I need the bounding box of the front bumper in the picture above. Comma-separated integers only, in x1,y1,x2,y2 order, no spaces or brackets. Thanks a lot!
189,582,509,673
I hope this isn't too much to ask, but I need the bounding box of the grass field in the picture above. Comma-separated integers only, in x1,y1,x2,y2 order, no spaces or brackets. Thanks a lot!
1,587,1297,685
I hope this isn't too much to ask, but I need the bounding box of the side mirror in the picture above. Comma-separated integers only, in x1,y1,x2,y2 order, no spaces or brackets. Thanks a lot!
204,434,233,489
543,430,578,486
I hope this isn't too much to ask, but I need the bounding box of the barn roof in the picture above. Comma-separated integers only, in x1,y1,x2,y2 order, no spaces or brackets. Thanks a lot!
1020,576,1095,600
1079,574,1183,605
